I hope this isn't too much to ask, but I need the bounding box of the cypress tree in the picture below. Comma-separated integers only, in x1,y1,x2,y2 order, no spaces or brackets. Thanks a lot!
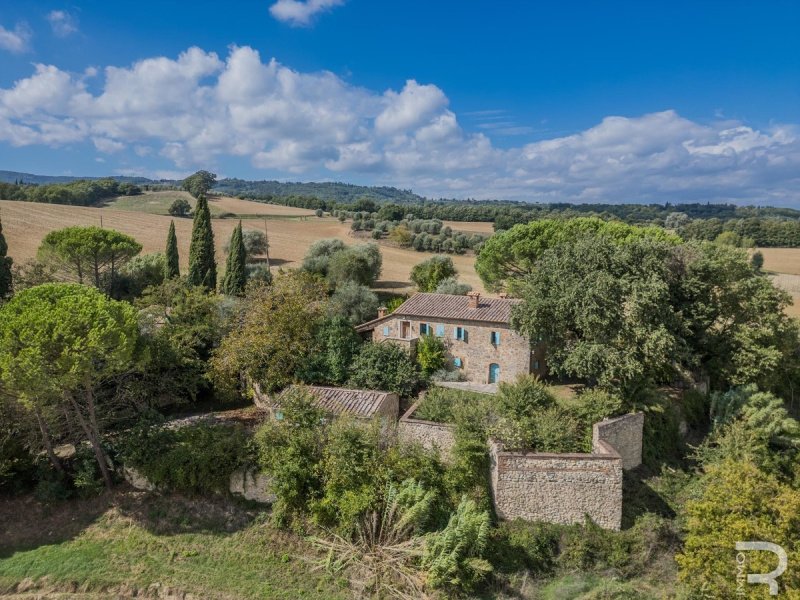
187,195,216,290
0,212,11,297
164,220,180,279
221,221,247,296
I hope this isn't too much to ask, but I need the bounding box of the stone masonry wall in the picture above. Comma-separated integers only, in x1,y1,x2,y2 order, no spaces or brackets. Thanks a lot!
397,401,456,460
372,316,542,383
489,440,623,529
592,412,645,470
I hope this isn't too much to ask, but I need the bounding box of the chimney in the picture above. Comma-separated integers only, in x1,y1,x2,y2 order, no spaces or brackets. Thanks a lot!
467,291,480,309
377,306,387,318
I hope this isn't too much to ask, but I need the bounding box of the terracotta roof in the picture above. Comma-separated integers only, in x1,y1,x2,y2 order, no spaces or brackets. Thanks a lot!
357,293,519,332
281,385,395,419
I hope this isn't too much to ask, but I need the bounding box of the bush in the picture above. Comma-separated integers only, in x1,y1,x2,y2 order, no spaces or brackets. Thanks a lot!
327,281,379,325
410,255,457,292
433,276,472,295
327,243,382,287
348,342,421,398
168,198,191,217
490,520,559,574
416,334,446,376
120,420,254,495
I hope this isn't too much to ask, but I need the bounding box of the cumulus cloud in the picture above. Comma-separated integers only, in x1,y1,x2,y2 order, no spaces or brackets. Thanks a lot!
46,10,78,37
0,45,798,205
269,0,344,26
0,22,32,53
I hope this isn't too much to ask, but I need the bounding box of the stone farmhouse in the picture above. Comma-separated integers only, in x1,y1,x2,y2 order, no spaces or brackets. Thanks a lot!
356,291,546,384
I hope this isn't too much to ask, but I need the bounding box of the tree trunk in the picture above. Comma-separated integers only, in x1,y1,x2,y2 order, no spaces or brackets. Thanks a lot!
34,407,64,474
66,389,113,491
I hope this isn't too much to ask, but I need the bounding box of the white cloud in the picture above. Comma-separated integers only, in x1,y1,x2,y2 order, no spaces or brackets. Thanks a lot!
46,10,78,37
269,0,344,26
0,45,798,206
0,22,32,53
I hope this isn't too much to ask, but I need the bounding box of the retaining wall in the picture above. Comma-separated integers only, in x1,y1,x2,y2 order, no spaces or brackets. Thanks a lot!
397,401,457,460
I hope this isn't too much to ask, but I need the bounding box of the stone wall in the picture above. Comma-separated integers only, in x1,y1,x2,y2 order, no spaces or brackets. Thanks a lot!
592,412,645,470
229,469,275,504
489,439,623,530
397,401,456,460
372,316,543,383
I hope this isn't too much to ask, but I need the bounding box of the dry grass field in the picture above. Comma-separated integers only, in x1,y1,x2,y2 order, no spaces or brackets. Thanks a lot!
0,198,484,294
443,220,495,234
756,247,800,317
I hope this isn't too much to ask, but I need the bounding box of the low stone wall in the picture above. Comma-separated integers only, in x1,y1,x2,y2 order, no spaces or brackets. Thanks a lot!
400,401,644,530
592,412,645,470
397,401,456,460
489,439,623,530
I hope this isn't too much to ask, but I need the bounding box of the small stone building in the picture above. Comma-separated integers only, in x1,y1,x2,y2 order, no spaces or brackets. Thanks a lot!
275,385,399,421
356,292,546,384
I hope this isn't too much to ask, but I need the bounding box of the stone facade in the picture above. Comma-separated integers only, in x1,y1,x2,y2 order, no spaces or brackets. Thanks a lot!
592,412,645,470
371,316,545,384
489,440,623,529
399,402,644,530
397,401,456,460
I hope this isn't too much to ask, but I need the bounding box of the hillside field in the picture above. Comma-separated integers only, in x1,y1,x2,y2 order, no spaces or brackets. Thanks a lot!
758,247,800,317
0,197,485,294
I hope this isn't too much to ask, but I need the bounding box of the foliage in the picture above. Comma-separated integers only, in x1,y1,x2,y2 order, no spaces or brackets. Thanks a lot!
168,197,192,217
434,276,471,295
511,235,685,393
255,387,327,525
415,334,446,376
327,243,382,288
187,195,216,290
387,224,412,247
0,177,141,207
327,281,379,324
221,222,247,296
182,170,217,199
244,263,272,285
299,316,363,386
164,220,180,279
384,295,406,313
422,497,493,592
242,229,269,258
9,259,57,292
348,342,421,398
38,226,142,293
676,460,800,598
410,255,457,292
115,252,165,299
120,420,253,494
0,283,140,488
302,238,347,278
211,272,327,394
750,249,764,272
476,217,680,292
414,387,493,423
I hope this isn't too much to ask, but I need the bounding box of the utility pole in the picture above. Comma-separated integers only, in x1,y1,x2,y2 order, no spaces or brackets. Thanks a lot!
262,218,271,271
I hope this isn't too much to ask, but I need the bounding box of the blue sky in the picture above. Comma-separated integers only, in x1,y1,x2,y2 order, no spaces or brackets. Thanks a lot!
1,0,798,205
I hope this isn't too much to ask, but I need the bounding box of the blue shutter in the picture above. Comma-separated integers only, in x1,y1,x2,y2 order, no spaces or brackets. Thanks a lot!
436,324,444,337
383,326,389,336
454,357,462,368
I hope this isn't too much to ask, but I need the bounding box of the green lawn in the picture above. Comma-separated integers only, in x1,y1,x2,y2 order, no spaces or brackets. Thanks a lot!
0,492,347,599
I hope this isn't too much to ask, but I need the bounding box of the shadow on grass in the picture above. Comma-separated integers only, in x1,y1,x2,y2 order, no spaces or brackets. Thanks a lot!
621,469,677,530
0,488,263,558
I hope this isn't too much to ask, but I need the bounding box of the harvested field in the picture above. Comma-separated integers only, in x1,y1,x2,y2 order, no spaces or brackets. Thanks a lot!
757,247,800,275
443,220,495,235
0,200,484,293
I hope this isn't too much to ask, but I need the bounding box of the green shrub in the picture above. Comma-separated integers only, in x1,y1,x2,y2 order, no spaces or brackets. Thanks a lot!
422,497,493,592
120,420,254,495
490,520,559,574
414,387,491,423
681,389,708,430
348,342,420,398
415,334,446,376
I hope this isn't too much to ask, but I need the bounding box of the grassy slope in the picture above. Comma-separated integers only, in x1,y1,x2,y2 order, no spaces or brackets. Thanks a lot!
0,492,346,599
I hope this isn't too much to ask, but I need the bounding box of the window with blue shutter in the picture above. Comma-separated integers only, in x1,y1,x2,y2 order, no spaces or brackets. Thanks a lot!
491,331,501,346
454,326,466,341
420,323,429,335
383,326,390,336
453,357,463,368
435,324,445,337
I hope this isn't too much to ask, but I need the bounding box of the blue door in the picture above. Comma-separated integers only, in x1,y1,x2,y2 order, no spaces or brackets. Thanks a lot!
488,363,500,383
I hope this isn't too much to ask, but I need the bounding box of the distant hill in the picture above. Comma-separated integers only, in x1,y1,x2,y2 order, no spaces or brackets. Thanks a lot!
0,170,157,186
214,178,424,203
